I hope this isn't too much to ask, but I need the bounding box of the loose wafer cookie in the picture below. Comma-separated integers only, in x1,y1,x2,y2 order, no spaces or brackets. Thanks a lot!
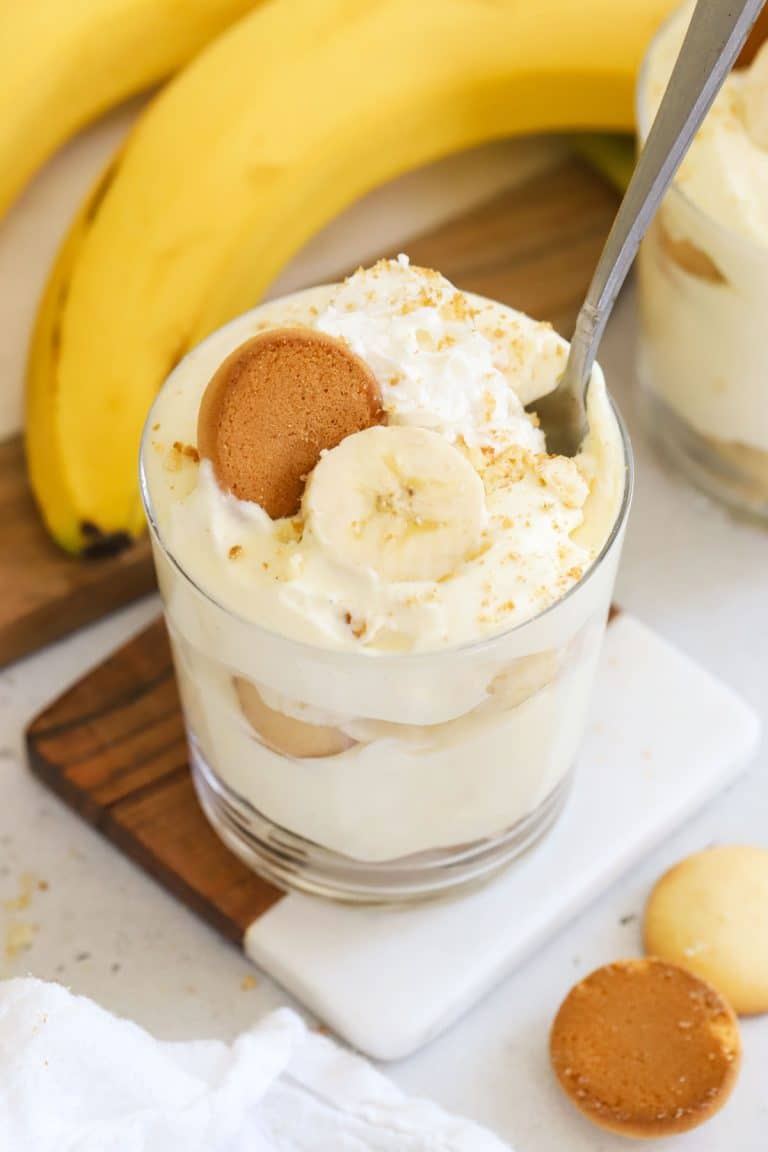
645,844,768,1016
550,957,740,1138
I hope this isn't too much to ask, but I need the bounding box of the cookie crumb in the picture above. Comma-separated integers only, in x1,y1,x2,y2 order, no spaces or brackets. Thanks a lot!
172,441,200,463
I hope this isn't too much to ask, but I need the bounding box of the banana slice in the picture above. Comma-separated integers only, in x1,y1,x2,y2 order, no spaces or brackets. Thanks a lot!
234,677,356,759
304,425,486,582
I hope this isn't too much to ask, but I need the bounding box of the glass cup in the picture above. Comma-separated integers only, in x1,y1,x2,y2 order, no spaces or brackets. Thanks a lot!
636,7,768,522
140,303,632,905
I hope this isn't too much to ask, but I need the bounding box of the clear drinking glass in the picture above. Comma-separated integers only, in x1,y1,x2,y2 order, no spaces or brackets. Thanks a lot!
637,9,768,522
140,306,632,905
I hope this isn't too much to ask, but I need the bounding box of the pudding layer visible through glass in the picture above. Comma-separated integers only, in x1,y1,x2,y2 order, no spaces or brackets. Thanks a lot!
637,6,768,522
140,281,631,904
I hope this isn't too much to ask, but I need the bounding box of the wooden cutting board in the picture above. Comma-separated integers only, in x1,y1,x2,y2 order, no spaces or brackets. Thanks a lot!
0,436,155,667
26,617,281,940
2,153,619,667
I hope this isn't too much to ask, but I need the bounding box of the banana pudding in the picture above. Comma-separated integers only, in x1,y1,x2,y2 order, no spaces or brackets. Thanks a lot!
638,4,768,517
141,258,630,901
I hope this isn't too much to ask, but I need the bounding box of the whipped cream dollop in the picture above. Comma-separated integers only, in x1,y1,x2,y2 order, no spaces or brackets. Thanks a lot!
643,5,768,244
144,259,624,653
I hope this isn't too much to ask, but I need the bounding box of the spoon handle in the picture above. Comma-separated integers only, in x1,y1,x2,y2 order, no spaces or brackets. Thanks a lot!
571,0,766,393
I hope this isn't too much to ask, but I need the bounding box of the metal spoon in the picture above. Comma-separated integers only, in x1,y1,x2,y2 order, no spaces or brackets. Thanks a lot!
534,0,766,457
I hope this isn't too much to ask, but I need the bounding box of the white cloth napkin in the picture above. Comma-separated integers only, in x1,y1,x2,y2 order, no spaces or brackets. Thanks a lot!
0,978,509,1151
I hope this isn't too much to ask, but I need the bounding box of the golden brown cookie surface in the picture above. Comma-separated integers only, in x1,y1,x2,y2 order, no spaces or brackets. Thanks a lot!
198,327,383,519
550,957,741,1138
644,844,768,1016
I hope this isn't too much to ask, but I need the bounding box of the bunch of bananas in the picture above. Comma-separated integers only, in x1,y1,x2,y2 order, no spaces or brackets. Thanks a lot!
4,0,678,553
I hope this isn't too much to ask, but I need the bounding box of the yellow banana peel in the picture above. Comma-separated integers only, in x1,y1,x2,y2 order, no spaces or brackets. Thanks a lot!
0,0,262,218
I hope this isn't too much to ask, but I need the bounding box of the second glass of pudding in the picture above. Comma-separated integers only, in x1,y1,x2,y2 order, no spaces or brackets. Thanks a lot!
141,258,631,903
637,2,768,520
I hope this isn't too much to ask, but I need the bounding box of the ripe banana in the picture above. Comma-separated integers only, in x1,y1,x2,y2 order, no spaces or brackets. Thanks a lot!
27,0,678,553
0,0,261,218
304,426,486,583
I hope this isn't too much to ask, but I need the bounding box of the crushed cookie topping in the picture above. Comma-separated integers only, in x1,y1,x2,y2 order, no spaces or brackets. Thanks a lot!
172,440,200,463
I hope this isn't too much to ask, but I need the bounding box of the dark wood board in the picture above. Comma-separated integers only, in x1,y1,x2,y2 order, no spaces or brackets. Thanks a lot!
26,617,284,942
3,154,618,668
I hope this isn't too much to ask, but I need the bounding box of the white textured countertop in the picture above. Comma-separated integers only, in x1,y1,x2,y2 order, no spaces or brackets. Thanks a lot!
0,109,766,1151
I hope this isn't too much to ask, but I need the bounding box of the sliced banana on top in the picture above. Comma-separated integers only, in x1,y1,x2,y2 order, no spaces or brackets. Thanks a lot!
304,424,486,582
